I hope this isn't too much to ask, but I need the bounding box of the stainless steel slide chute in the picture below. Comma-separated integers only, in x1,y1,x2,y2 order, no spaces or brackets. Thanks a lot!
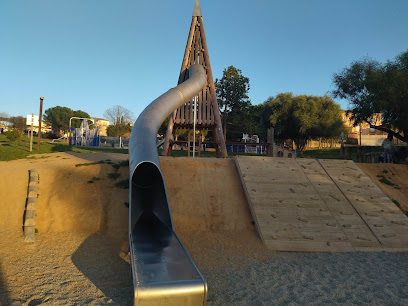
129,64,207,305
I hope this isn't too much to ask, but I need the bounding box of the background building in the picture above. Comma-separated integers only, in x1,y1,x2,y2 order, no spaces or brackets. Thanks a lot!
92,118,110,136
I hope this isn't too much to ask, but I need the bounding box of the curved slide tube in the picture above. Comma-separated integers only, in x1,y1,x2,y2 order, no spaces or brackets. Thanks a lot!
129,64,207,305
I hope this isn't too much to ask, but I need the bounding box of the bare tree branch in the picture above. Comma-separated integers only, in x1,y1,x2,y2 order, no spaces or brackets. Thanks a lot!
103,105,135,126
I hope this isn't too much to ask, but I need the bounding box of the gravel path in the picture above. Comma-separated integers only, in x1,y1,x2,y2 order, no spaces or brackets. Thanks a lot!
204,252,408,306
1,230,408,305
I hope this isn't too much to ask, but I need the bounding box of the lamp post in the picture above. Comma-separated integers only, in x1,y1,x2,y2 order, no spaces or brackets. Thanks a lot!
30,113,34,152
37,97,44,150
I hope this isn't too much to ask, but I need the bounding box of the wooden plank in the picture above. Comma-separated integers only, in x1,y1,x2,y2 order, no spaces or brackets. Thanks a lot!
197,16,227,156
235,157,355,251
233,156,408,252
318,159,408,249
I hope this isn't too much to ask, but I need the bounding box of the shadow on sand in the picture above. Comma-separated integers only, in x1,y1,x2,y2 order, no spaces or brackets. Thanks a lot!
0,267,11,305
71,232,133,305
60,151,132,305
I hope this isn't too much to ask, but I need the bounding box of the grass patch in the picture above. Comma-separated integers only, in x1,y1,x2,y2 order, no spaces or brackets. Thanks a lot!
376,174,399,188
0,134,127,161
392,199,401,208
26,155,50,160
108,172,121,180
382,169,389,174
111,164,120,170
118,159,129,167
115,179,129,189
87,177,101,183
301,148,340,159
392,199,408,216
163,149,264,158
75,160,106,167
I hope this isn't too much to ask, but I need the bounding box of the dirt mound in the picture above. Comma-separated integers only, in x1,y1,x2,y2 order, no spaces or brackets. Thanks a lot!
0,152,129,236
0,154,253,236
357,163,408,213
161,157,254,232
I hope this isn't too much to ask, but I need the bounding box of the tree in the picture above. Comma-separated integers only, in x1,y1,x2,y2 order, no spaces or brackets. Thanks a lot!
254,103,274,140
5,130,21,142
9,116,26,132
215,66,251,140
0,112,9,126
332,49,408,142
106,124,132,137
267,93,344,153
43,106,91,136
104,105,134,126
104,105,135,137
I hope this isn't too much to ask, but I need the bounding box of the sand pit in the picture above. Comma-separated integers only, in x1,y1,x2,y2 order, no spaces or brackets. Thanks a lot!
1,153,408,305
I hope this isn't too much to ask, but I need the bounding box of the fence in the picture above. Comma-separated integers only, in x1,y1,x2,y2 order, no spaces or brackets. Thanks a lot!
99,136,129,148
226,144,267,154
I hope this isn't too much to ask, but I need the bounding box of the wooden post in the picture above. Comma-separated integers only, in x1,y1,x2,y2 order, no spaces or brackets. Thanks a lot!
30,113,34,152
267,128,274,157
187,128,191,157
198,130,202,157
359,123,362,146
37,97,44,150
198,16,228,158
340,132,344,158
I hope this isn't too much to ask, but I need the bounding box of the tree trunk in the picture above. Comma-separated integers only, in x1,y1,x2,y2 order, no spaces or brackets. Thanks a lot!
223,103,227,141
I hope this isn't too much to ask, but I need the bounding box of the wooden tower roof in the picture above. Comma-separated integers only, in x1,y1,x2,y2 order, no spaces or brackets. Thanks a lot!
162,0,228,157
174,1,217,128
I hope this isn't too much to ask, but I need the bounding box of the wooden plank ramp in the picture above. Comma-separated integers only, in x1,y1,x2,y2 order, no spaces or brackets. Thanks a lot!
235,156,408,252
319,159,408,251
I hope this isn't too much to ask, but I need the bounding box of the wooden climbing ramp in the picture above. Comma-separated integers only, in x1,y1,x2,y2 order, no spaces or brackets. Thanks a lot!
235,156,408,252
319,159,408,250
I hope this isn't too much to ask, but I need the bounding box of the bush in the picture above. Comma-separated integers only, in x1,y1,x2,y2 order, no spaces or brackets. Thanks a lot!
5,130,21,142
345,137,358,145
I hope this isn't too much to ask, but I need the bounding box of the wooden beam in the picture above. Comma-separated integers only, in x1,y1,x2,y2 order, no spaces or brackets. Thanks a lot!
198,16,228,158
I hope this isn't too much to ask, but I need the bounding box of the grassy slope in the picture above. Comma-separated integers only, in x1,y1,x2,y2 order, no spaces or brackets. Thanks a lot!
0,134,127,161
2,133,394,162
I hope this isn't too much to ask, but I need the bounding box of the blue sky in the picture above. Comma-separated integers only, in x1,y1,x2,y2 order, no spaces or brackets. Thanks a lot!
1,0,407,120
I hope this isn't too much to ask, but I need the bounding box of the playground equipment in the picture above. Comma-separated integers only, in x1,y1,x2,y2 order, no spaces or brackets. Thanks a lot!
129,64,207,305
162,0,228,158
68,117,99,147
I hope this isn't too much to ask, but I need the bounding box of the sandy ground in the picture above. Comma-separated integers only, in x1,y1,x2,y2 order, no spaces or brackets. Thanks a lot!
0,153,408,305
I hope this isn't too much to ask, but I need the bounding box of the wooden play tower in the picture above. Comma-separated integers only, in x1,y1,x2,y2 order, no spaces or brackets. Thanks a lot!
162,0,228,158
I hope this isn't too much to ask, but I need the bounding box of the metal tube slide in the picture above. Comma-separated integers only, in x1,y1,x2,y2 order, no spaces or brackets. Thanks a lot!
129,64,207,306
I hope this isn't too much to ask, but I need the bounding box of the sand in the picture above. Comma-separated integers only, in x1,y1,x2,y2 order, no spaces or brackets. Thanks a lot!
1,153,408,305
